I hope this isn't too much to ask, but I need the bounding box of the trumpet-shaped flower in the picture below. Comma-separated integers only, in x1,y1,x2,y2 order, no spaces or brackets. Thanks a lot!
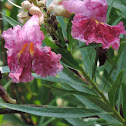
2,15,63,83
62,0,126,50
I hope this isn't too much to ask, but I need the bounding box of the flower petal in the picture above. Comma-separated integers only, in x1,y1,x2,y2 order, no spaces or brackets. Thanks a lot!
62,0,107,22
2,25,23,50
33,46,63,77
21,15,45,45
8,50,34,83
72,15,126,50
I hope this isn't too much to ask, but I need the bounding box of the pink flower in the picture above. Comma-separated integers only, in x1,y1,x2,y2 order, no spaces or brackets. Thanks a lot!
62,0,126,50
2,15,63,83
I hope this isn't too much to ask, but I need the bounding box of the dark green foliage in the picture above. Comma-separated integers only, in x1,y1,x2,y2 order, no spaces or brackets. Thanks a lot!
1,0,126,126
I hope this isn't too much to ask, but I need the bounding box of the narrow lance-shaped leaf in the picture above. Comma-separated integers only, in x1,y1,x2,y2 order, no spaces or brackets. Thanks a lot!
55,48,81,70
33,67,95,94
57,24,66,48
0,103,110,118
103,46,124,90
78,43,101,49
0,66,10,73
67,13,74,49
122,83,126,120
92,48,98,79
66,118,95,126
66,118,121,126
107,0,116,23
43,38,59,49
1,13,22,27
56,16,67,37
74,95,122,124
108,71,123,107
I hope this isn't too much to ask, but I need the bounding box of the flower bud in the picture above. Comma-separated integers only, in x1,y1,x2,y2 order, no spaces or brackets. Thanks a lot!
21,1,32,10
17,12,29,19
37,1,45,7
29,6,41,16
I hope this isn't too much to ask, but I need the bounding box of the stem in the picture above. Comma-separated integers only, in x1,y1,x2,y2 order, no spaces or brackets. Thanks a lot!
80,69,126,126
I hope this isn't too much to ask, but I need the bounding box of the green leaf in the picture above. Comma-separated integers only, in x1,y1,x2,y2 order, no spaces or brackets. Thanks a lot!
57,25,66,48
43,38,59,49
0,66,10,73
79,42,97,78
0,115,3,125
1,13,23,27
107,0,126,19
79,43,92,76
122,83,126,120
74,95,121,125
56,48,81,70
56,16,67,37
0,103,109,118
66,118,95,126
107,0,116,23
42,118,55,126
118,0,126,6
92,48,98,79
33,67,95,94
103,46,124,91
120,38,126,44
67,14,74,49
79,43,101,49
108,71,123,107
66,118,121,126
116,45,126,81
112,10,126,25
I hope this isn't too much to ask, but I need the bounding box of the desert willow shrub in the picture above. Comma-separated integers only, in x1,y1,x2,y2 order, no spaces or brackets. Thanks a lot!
1,0,126,126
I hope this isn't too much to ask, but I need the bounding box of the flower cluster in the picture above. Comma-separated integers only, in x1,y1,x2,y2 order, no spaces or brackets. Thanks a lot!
2,0,126,83
18,0,46,25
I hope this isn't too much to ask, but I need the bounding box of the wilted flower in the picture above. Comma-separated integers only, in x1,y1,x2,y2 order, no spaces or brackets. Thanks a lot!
2,15,63,83
62,0,126,50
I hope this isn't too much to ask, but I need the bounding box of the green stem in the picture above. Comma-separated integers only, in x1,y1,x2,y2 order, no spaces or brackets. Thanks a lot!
80,69,126,126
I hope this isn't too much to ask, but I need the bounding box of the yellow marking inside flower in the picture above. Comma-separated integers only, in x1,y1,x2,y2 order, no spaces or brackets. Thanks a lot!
91,18,104,25
30,43,34,55
95,20,99,24
17,43,28,56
